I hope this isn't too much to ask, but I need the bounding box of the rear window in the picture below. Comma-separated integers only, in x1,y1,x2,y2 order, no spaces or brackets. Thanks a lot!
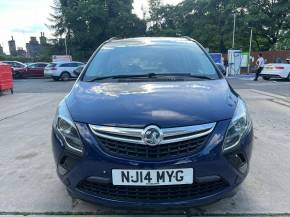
83,41,218,81
60,62,82,67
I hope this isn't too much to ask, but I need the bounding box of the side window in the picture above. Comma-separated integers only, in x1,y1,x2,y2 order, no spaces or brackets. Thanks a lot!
60,63,81,67
60,63,70,67
33,64,45,68
15,63,22,67
39,64,47,67
63,63,79,67
29,64,37,68
70,63,79,67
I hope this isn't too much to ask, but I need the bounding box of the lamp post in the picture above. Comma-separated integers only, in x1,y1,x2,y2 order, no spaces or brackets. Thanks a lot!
64,35,68,55
232,13,236,48
247,27,253,74
64,26,70,55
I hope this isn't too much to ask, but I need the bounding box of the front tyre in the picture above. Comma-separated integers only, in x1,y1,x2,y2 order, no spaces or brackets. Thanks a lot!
52,76,59,81
287,73,290,81
262,76,270,80
14,71,23,79
60,72,71,81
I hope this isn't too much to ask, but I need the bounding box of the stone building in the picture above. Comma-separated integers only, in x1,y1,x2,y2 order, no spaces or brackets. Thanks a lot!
26,37,42,58
16,47,27,57
39,32,47,45
0,44,4,55
26,33,48,58
8,36,17,56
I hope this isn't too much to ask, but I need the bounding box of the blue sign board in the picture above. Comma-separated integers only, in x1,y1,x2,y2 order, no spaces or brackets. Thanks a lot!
210,53,222,64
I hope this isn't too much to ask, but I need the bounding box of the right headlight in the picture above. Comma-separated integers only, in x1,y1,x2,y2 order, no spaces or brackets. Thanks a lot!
223,97,252,152
53,99,84,154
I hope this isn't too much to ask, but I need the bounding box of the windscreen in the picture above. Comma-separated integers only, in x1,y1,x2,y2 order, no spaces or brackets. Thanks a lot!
83,41,219,81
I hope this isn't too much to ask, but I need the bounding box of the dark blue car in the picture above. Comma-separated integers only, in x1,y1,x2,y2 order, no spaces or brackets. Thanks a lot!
52,37,253,208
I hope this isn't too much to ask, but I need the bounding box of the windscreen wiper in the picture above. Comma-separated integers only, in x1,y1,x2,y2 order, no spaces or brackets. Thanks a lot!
88,73,156,82
88,73,213,82
154,73,214,80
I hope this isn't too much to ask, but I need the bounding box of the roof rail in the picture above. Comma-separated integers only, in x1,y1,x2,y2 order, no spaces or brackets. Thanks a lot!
107,37,119,42
182,36,197,42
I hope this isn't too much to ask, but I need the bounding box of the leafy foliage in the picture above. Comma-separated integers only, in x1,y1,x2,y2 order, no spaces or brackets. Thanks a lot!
147,0,290,52
49,0,146,60
48,0,290,59
246,0,290,50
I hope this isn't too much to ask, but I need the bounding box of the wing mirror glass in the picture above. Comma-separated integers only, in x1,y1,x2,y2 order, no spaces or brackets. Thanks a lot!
73,66,84,76
216,64,226,75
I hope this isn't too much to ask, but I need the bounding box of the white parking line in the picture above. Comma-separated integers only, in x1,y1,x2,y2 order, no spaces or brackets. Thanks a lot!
249,89,287,100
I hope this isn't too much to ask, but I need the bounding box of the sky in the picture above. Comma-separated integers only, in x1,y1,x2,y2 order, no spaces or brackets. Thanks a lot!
0,0,182,54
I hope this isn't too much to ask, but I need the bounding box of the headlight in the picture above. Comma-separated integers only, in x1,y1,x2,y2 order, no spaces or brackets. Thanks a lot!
53,99,83,154
223,98,251,152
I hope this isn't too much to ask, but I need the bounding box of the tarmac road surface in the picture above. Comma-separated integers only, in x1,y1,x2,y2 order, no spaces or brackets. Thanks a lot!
0,78,290,216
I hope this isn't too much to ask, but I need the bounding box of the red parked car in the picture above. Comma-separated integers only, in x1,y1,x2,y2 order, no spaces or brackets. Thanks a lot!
17,62,49,78
1,61,26,78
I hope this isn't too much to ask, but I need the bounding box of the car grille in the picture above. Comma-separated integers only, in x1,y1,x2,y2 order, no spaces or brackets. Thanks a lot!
89,123,215,160
77,179,229,201
96,135,208,160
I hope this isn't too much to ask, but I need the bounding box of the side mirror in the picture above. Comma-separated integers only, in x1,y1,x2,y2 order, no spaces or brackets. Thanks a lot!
221,68,226,75
74,70,81,76
216,64,226,75
73,66,84,77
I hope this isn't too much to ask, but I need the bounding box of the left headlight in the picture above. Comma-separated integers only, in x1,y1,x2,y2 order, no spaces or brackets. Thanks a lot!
53,99,83,154
223,97,252,152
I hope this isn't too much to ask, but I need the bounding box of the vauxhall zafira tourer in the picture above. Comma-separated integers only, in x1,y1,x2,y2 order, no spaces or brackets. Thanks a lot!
52,37,253,208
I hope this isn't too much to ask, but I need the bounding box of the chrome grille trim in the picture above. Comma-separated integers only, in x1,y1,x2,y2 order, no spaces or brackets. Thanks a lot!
89,123,216,145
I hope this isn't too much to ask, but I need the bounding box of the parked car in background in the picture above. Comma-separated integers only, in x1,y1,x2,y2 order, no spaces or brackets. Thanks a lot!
72,65,84,77
260,62,290,80
44,61,84,81
0,61,26,78
16,62,49,78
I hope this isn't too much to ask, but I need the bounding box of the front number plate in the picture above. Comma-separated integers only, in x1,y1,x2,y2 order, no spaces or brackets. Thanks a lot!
112,168,193,186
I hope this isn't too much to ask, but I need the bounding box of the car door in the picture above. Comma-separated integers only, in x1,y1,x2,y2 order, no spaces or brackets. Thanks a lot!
286,64,290,76
59,63,71,75
26,64,37,76
11,62,18,71
32,63,47,77
14,62,27,76
66,63,80,76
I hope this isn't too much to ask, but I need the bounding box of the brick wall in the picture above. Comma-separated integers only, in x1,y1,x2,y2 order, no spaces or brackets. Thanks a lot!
251,50,290,64
222,50,290,73
222,50,290,64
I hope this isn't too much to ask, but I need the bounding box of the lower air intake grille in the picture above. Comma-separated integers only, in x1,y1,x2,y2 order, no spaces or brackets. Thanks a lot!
77,179,229,201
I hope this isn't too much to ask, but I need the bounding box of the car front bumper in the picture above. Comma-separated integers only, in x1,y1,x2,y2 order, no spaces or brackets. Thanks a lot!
44,70,53,78
51,119,253,208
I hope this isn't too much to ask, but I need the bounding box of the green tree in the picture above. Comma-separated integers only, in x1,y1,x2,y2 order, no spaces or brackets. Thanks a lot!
246,0,290,51
49,0,290,56
147,0,251,52
49,0,146,60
